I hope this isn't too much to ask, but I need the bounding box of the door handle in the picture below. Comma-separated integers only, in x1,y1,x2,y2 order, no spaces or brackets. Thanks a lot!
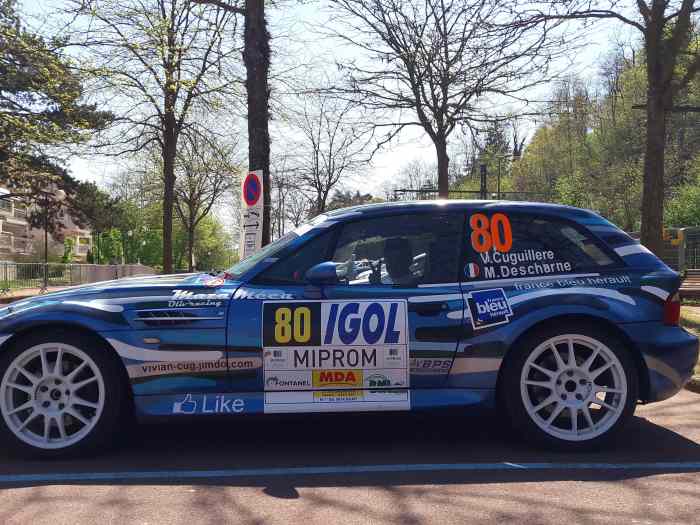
410,302,448,316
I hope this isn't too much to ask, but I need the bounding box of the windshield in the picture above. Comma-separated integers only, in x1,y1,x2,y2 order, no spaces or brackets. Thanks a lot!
225,214,328,278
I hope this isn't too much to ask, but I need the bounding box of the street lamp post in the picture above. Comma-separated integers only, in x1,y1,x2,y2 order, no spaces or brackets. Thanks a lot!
40,190,66,292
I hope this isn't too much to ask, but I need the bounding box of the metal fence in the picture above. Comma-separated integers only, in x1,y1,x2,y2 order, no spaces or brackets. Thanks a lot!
0,263,155,292
389,188,554,202
687,245,700,270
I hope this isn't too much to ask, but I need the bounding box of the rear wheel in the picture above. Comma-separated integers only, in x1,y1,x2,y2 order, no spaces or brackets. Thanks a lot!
501,324,638,450
0,332,128,458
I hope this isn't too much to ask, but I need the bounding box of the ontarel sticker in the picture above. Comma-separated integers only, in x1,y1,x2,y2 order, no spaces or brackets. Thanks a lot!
467,288,513,330
261,300,410,413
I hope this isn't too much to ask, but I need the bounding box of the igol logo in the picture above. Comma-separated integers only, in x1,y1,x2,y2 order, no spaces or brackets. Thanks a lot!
323,301,405,345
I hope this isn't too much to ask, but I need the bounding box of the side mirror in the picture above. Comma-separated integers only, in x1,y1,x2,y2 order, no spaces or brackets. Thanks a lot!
305,262,339,286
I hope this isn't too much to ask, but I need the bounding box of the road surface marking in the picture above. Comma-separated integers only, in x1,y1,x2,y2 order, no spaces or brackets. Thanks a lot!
1,462,700,484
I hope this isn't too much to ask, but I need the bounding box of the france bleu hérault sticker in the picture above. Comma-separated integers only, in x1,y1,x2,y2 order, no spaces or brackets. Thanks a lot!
467,288,513,330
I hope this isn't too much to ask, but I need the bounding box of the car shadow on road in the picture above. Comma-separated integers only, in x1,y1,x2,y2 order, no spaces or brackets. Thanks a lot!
1,393,700,489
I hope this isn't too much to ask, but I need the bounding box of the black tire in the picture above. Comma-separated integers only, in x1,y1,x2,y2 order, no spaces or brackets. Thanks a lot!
500,322,639,452
0,330,130,459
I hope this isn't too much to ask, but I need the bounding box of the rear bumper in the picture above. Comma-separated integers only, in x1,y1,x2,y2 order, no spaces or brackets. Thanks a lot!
622,323,699,402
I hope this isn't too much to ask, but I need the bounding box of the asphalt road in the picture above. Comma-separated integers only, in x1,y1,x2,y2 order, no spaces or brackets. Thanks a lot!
2,390,700,524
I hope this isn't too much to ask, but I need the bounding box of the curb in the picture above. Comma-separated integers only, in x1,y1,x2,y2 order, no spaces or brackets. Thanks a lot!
685,376,700,394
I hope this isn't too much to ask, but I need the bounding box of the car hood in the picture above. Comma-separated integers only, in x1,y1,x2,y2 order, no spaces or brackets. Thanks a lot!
2,272,238,313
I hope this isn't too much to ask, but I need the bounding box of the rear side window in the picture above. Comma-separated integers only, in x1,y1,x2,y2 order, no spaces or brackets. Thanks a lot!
465,212,618,281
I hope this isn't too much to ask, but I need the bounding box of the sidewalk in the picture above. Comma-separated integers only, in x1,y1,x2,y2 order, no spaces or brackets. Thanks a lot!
0,287,72,304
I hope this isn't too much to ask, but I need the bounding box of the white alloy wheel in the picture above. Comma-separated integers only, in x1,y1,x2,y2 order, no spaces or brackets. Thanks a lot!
519,334,628,442
0,342,106,450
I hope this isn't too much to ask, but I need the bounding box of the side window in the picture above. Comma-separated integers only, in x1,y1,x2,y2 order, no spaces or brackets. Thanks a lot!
331,213,463,286
465,212,618,281
255,230,335,284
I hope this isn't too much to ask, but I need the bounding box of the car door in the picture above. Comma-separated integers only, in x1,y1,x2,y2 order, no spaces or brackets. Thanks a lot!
321,212,466,399
228,211,466,414
226,228,338,394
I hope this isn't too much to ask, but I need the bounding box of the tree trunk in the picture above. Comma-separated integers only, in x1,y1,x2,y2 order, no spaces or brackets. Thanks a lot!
640,52,666,255
162,116,177,273
187,220,195,272
435,137,449,198
244,0,271,245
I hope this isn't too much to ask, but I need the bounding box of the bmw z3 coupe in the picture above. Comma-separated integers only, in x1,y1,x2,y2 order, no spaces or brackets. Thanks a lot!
0,201,695,457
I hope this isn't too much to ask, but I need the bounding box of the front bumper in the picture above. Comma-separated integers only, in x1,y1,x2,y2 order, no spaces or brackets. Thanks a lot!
622,322,699,402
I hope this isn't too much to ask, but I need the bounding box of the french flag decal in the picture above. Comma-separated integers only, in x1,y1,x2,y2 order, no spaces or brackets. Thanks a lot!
465,263,480,279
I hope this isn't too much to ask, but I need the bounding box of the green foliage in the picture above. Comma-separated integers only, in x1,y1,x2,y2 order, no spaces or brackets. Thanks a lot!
61,238,75,263
327,190,380,210
189,215,235,271
510,39,700,230
666,183,700,227
93,228,123,264
0,0,111,233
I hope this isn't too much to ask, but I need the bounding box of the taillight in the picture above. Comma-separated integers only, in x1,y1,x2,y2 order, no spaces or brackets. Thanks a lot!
663,292,681,326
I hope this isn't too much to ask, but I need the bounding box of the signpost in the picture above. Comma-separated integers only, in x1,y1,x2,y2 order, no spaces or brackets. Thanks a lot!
240,170,264,259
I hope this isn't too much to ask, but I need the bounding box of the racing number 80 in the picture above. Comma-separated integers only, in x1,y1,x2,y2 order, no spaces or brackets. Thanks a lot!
274,306,311,344
470,213,513,253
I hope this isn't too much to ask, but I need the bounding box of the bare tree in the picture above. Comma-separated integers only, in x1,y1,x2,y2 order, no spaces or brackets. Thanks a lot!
269,153,297,238
293,94,371,214
285,189,313,228
174,134,239,271
64,0,240,272
524,0,700,253
330,0,566,197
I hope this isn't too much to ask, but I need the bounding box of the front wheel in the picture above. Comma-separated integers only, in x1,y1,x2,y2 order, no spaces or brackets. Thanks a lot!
0,332,129,458
501,324,638,451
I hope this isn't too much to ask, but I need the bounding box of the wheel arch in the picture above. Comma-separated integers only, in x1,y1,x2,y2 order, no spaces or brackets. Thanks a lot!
0,322,133,402
497,314,650,403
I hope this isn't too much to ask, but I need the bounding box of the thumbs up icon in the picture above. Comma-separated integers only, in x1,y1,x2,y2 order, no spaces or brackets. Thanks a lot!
173,393,197,414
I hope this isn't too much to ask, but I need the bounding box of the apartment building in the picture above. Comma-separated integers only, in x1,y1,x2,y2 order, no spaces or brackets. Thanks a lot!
0,189,92,261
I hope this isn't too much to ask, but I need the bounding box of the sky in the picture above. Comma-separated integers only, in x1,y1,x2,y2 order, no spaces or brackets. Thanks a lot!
20,0,630,198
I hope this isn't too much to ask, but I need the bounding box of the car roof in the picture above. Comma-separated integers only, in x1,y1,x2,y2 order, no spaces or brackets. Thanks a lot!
324,200,600,221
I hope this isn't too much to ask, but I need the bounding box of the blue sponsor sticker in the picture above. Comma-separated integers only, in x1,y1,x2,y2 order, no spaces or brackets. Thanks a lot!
467,288,513,330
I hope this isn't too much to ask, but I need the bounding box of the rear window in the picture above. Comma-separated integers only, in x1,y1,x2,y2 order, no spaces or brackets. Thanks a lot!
465,212,619,281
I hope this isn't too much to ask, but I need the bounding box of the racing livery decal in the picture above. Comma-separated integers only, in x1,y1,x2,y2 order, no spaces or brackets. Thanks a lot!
172,393,246,414
466,288,513,330
261,300,410,413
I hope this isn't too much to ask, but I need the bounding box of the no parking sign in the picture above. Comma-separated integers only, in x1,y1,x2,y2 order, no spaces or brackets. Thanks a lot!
240,170,264,259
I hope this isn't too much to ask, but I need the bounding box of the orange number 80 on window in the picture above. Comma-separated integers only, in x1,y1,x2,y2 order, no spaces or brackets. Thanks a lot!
469,213,513,253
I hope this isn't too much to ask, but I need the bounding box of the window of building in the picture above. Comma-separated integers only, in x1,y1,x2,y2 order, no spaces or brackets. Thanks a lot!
13,203,26,219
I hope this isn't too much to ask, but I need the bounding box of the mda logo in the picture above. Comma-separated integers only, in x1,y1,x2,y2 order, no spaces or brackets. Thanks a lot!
467,288,513,330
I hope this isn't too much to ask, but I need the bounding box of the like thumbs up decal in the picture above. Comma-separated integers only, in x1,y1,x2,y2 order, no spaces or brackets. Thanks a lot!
173,394,197,414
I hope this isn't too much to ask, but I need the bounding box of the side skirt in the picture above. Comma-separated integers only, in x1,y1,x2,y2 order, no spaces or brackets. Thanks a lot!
134,388,496,418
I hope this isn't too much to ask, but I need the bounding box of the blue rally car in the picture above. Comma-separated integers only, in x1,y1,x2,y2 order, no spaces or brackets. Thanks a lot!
0,201,696,456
